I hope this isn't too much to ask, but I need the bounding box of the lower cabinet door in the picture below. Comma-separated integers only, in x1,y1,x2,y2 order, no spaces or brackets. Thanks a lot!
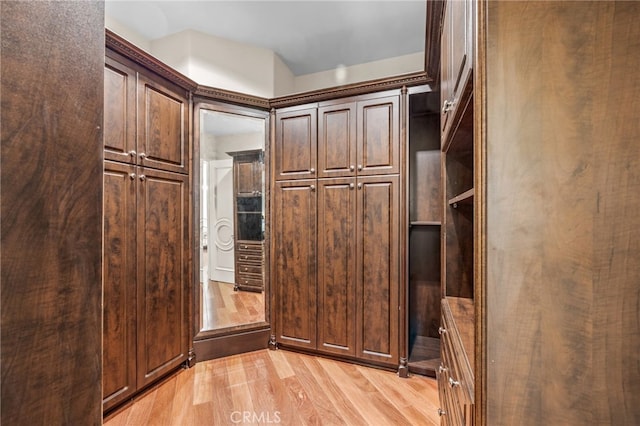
355,175,400,366
273,179,318,350
136,168,189,388
317,178,357,356
103,161,137,411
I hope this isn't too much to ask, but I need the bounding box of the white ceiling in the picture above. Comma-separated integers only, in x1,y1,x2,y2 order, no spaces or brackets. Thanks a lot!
105,0,427,76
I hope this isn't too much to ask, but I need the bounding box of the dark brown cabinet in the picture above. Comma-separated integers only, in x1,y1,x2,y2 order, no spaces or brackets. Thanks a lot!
272,179,318,351
438,0,475,422
317,95,399,178
317,178,357,357
104,53,189,174
272,90,401,368
274,106,317,180
103,162,137,410
229,150,265,292
102,51,190,413
102,161,189,411
355,175,400,365
440,0,473,147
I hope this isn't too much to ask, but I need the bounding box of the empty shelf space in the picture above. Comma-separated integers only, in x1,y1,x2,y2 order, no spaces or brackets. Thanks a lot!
448,188,474,207
408,335,440,377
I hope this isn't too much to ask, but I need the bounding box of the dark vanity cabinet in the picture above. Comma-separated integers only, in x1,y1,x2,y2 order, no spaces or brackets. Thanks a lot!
228,150,265,292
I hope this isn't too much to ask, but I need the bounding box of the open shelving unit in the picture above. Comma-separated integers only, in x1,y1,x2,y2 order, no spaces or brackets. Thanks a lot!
407,88,442,377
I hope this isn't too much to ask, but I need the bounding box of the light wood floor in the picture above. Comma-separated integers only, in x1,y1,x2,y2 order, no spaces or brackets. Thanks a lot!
201,280,265,330
104,349,441,426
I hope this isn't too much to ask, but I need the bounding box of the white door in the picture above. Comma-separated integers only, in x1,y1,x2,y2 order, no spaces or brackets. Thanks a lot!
208,159,235,283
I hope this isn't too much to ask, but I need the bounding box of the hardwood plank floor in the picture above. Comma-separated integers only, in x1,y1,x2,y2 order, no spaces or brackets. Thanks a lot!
104,349,440,425
201,280,265,330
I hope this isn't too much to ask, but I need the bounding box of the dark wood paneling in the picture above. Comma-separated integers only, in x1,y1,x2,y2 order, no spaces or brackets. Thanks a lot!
137,168,189,388
104,57,137,164
273,180,317,350
356,175,400,365
137,73,189,174
409,226,441,340
193,328,271,361
357,96,400,176
318,103,357,178
274,108,317,180
317,178,357,356
103,162,138,411
0,2,104,424
483,1,640,424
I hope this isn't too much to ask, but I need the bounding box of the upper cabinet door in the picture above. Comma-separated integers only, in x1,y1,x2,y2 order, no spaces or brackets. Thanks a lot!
137,74,189,174
104,57,136,165
318,102,357,178
274,107,317,180
441,0,474,147
356,96,400,176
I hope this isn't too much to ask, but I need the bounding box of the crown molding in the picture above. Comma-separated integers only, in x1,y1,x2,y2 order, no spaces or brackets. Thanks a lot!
269,71,432,109
105,29,198,92
194,86,270,110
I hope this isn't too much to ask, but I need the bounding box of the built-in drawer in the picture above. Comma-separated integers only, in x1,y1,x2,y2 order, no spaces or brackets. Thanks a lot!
439,298,475,426
236,264,263,275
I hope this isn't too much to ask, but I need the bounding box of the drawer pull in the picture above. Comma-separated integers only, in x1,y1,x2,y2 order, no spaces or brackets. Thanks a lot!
438,408,446,417
438,365,447,373
449,377,460,388
438,326,447,335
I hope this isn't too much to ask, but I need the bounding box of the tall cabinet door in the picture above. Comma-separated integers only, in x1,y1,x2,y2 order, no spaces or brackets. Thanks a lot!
136,168,189,388
318,102,357,178
274,107,317,180
356,96,400,176
356,175,400,365
317,178,357,356
102,161,137,411
273,180,317,350
137,74,189,174
104,57,136,165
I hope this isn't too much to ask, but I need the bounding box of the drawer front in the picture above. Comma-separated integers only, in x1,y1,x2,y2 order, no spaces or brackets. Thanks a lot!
236,276,262,289
440,302,475,426
236,253,263,263
236,242,263,253
237,264,263,275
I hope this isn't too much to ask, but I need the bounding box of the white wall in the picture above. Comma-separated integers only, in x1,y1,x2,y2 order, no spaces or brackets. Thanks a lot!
105,15,152,52
291,52,424,95
106,17,424,98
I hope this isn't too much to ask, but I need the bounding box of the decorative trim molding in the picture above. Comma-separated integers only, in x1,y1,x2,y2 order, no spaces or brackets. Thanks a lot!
269,71,432,109
106,29,198,91
424,0,445,85
194,85,270,110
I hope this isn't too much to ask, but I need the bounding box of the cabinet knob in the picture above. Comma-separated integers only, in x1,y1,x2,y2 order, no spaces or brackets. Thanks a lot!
449,377,460,388
128,150,137,157
438,365,447,373
357,164,363,171
357,183,362,190
129,173,136,180
349,183,355,190
442,99,455,113
438,326,447,335
438,408,446,417
310,168,315,174
139,153,147,160
310,185,316,191
350,165,355,171
139,174,146,181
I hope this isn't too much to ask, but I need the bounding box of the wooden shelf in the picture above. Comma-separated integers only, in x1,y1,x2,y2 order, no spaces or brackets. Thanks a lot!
410,220,442,227
448,188,474,206
408,335,440,377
